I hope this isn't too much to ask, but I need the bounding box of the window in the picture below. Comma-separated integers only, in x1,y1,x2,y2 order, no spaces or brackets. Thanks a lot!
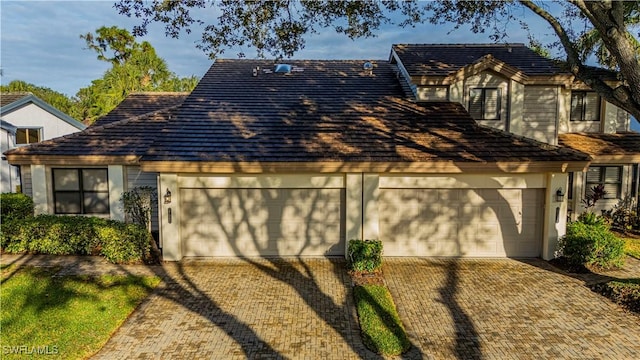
567,172,574,200
53,168,109,214
570,91,601,121
585,166,622,200
469,88,501,120
16,128,41,144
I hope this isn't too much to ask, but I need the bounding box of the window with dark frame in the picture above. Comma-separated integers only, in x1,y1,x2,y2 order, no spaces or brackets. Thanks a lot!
585,166,622,200
570,91,601,122
16,128,42,144
52,168,109,215
469,88,501,120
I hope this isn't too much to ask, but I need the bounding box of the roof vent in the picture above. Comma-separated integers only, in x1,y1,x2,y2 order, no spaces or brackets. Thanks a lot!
363,61,373,75
274,64,293,74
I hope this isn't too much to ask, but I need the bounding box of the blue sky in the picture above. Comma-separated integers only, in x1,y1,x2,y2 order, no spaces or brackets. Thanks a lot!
1,0,558,97
0,1,638,130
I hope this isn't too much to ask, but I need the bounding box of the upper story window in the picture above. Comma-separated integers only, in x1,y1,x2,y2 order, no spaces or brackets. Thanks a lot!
16,128,42,144
585,166,621,199
469,88,501,120
570,91,601,121
53,168,109,215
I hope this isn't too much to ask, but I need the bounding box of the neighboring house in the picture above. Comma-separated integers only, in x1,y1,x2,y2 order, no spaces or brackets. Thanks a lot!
7,56,594,262
390,44,639,220
0,93,86,193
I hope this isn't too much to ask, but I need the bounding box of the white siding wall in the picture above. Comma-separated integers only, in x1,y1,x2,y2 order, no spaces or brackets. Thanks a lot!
417,87,449,101
1,103,82,141
522,86,558,144
126,166,159,231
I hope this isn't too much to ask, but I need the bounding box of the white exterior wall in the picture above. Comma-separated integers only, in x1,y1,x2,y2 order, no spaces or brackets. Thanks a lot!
522,86,558,145
1,128,20,193
1,103,82,141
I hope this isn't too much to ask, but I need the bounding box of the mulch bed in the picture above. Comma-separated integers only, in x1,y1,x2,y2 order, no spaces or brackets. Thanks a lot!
348,269,386,287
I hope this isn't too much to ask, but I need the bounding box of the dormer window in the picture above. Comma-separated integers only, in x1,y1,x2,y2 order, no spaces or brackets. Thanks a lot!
570,91,601,121
469,88,501,120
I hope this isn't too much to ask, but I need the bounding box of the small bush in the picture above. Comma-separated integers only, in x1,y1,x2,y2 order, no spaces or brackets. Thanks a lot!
602,196,639,232
1,215,149,263
348,239,383,272
592,279,640,314
1,193,34,222
558,218,625,269
98,221,150,264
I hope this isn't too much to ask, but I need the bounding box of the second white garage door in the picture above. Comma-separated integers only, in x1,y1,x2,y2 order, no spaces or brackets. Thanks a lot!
180,188,345,257
379,188,544,257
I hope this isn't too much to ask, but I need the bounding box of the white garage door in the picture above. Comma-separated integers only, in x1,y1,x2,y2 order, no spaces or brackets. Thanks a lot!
379,188,544,257
180,188,345,257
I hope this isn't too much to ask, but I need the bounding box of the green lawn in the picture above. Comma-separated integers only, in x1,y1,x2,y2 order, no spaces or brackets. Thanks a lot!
0,265,160,359
624,236,640,259
354,284,411,356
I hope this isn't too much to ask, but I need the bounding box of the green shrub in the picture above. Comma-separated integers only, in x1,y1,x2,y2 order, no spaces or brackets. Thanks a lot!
348,239,383,272
1,215,149,263
98,221,150,264
558,219,625,269
592,279,640,314
1,193,34,222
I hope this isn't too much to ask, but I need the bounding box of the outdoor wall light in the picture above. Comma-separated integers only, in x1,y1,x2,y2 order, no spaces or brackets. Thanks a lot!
555,188,565,202
164,188,172,204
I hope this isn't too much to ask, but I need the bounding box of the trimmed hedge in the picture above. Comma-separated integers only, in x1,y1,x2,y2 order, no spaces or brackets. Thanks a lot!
1,215,150,264
1,193,34,222
558,217,625,269
348,239,383,272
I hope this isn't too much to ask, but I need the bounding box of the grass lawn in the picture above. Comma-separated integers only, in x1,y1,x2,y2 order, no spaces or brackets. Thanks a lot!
354,284,410,356
0,264,160,359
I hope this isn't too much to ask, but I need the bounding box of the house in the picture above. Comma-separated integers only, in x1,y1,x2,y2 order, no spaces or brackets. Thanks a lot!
390,44,639,219
5,44,638,261
0,92,86,193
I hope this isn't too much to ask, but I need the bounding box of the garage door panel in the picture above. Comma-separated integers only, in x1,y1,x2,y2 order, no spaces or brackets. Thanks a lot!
380,188,543,257
181,188,344,257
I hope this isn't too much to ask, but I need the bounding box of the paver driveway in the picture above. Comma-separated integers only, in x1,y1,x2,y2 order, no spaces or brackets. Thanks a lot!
384,258,640,360
92,258,374,359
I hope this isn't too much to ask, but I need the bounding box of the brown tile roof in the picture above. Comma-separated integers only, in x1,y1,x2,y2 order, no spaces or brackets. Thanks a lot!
0,92,30,107
392,44,565,77
558,132,640,163
6,106,176,163
92,92,188,127
140,59,589,170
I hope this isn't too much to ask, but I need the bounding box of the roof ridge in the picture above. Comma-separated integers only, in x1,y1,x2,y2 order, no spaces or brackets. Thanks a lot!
92,104,180,130
127,91,191,96
393,43,527,47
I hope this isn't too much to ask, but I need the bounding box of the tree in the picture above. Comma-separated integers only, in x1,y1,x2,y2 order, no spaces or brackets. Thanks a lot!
77,26,198,123
1,80,81,119
115,0,640,120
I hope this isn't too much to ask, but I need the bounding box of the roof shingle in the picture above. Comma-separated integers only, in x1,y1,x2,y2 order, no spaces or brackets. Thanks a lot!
92,92,188,127
392,44,565,77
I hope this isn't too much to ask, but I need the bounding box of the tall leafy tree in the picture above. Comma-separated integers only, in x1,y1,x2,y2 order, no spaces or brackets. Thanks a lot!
1,80,82,119
77,26,198,123
115,0,640,121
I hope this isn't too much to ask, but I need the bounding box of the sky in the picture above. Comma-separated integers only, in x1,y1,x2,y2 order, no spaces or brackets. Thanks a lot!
0,0,560,97
0,1,637,130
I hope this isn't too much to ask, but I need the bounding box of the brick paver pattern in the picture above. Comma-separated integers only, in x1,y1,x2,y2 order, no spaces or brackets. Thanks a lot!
384,258,640,360
4,254,640,359
91,258,371,360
